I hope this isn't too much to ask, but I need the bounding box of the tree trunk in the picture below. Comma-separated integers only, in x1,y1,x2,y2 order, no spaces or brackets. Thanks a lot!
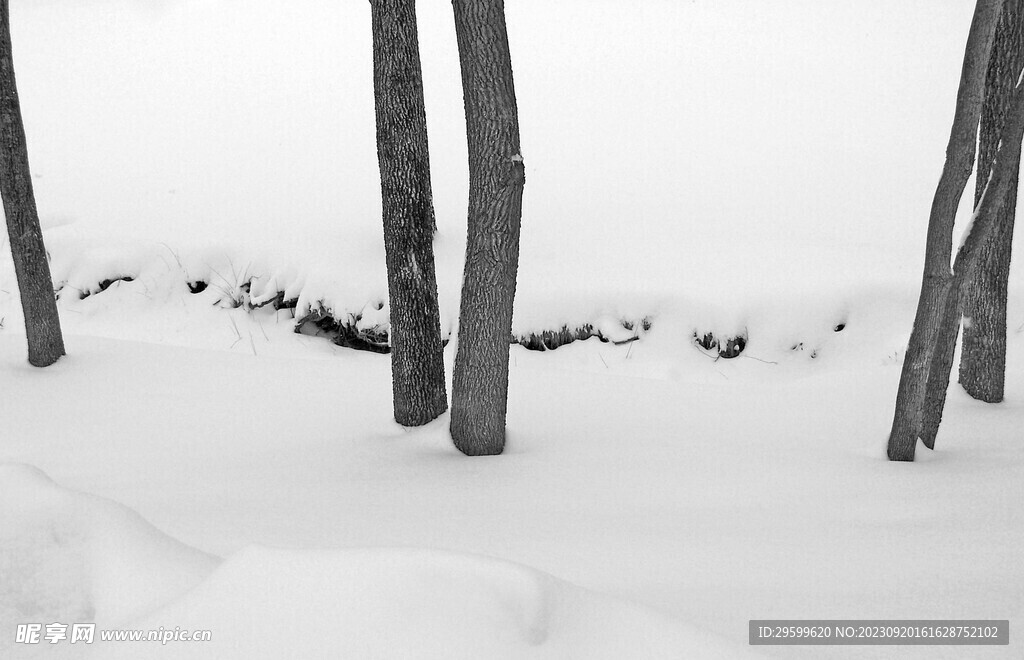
959,0,1024,402
449,0,525,456
887,0,1002,462
956,88,1024,290
920,81,1024,452
919,292,961,450
0,0,64,368
370,0,448,426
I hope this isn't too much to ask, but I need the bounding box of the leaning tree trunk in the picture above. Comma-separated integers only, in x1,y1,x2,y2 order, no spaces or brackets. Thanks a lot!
959,0,1024,402
0,0,64,368
952,85,1024,351
919,78,1024,452
887,0,1002,462
449,0,525,456
370,0,448,426
919,0,1024,447
919,290,962,449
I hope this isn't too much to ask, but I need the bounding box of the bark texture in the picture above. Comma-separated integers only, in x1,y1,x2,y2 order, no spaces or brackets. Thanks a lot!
959,0,1024,402
449,0,525,456
0,0,64,367
919,294,961,450
887,0,1002,461
917,76,1024,454
371,0,448,426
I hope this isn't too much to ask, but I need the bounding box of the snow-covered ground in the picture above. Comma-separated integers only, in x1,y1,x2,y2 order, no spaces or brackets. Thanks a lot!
1,304,1022,659
2,0,1023,658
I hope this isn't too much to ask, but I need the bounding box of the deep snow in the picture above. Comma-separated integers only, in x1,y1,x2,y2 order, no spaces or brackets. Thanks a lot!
1,0,1023,657
1,307,1022,658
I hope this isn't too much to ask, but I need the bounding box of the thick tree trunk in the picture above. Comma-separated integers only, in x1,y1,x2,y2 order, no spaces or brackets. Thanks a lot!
887,0,1002,461
370,0,448,426
959,0,1024,402
0,0,64,368
449,0,525,456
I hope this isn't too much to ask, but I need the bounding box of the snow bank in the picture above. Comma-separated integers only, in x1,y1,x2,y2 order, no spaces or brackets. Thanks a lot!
0,221,926,368
106,546,755,659
1,465,754,659
0,463,218,657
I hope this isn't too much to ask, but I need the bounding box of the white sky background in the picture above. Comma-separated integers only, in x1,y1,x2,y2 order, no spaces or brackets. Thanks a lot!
8,0,986,298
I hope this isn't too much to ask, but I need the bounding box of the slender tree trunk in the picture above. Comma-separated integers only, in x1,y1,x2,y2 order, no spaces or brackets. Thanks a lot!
449,0,525,456
887,0,1002,461
371,0,447,426
0,0,64,368
919,293,961,449
959,0,1024,402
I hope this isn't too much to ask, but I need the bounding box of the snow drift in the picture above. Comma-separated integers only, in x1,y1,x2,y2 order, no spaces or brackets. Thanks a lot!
1,465,753,659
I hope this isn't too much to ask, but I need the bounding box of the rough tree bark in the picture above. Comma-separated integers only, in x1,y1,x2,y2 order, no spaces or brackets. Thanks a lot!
952,86,1024,348
960,0,1024,402
917,78,1024,458
918,289,961,449
370,0,448,426
914,69,1024,455
887,0,1002,462
0,0,64,367
449,0,525,456
919,0,1024,448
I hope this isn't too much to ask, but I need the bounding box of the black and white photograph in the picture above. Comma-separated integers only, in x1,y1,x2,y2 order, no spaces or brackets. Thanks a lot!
0,0,1021,657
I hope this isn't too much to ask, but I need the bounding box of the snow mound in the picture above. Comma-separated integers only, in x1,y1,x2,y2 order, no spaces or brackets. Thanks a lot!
2,465,754,659
108,546,756,659
0,463,219,653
